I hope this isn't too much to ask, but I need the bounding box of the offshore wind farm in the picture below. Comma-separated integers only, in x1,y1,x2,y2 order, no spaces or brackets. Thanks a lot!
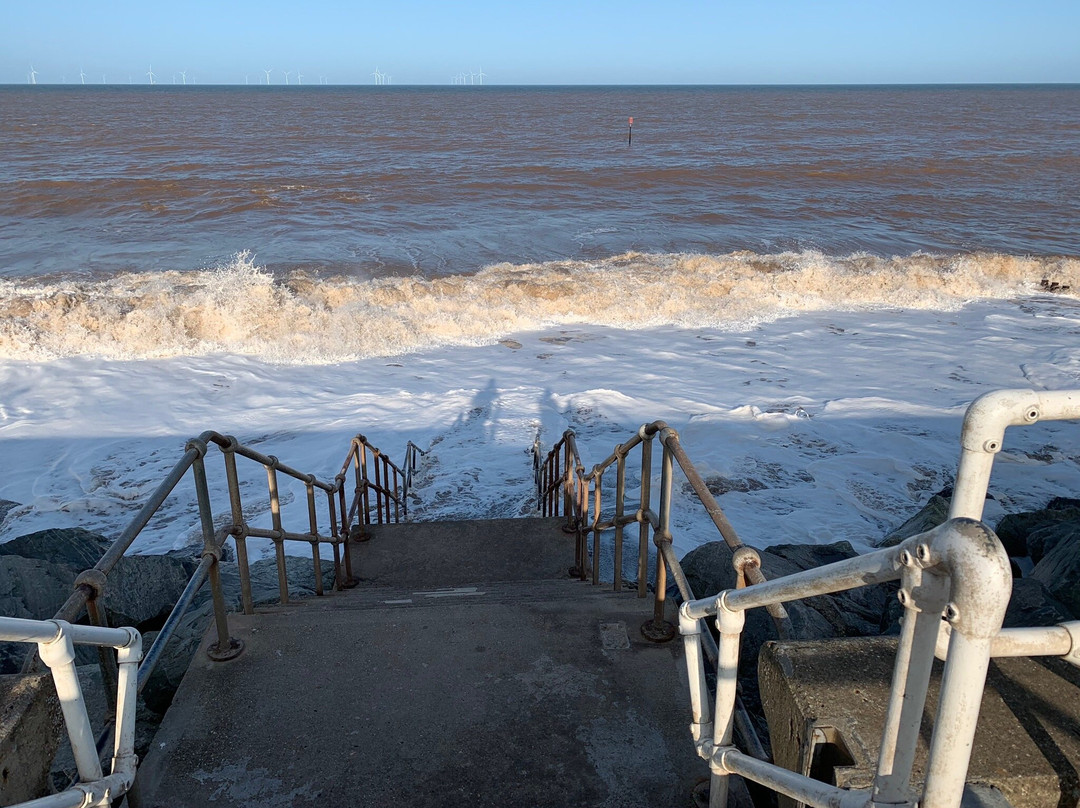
17,63,491,85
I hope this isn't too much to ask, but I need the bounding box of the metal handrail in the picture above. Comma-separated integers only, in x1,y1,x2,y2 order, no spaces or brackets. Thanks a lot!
532,421,794,763
1,616,142,808
681,518,1017,808
533,422,791,632
15,429,415,795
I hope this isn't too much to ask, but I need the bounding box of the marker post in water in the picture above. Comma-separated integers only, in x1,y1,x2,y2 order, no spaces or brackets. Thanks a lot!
628,117,633,145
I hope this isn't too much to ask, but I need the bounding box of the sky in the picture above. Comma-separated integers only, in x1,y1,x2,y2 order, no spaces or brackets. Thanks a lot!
3,0,1079,86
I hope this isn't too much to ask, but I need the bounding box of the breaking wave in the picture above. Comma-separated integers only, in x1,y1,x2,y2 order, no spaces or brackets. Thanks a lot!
1,250,1076,363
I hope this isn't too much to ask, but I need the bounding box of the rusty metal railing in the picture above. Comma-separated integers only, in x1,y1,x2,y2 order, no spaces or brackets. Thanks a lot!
533,421,795,763
534,421,790,636
20,429,412,782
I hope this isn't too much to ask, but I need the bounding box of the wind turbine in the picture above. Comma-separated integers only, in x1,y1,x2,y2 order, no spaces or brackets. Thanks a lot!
372,67,381,85
147,64,156,85
296,70,303,85
264,68,272,85
28,65,38,85
79,67,87,84
283,70,291,85
478,66,486,85
180,70,187,85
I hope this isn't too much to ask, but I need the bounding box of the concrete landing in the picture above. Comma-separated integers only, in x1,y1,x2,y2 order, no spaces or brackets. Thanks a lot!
133,518,704,807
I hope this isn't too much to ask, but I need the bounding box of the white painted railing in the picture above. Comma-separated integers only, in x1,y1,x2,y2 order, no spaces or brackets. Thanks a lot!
678,388,1080,808
0,617,141,808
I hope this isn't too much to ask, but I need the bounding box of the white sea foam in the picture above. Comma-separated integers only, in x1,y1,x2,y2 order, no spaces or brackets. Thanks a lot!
1,250,1076,363
1,296,1078,566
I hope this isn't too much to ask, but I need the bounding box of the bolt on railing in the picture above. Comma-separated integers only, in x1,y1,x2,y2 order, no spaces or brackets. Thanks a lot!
18,429,416,789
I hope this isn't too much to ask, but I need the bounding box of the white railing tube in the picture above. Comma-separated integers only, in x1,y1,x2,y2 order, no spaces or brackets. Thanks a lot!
0,616,142,808
950,388,1080,521
678,605,713,743
682,543,902,621
707,598,745,808
35,623,104,784
873,570,949,806
716,748,870,808
921,632,995,808
934,620,1080,664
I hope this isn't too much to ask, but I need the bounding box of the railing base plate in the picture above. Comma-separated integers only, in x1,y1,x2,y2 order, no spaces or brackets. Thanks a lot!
207,637,244,662
640,619,677,643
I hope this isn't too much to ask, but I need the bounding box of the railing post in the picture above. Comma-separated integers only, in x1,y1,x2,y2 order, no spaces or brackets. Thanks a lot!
642,441,677,642
710,600,746,808
305,479,323,597
874,565,949,804
327,488,344,591
373,449,384,525
223,442,255,616
357,440,371,526
592,469,602,586
637,427,653,598
266,457,289,605
191,442,243,660
86,599,118,718
614,448,626,592
383,455,392,523
563,441,574,531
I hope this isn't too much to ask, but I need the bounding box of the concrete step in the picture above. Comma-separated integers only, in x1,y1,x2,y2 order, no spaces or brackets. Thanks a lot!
349,517,577,588
132,518,708,808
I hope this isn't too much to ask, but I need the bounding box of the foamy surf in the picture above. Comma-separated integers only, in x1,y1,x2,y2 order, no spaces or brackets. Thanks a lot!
0,250,1076,363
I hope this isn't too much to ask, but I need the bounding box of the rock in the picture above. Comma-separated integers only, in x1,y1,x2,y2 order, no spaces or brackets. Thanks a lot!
0,527,111,570
878,495,950,548
1030,538,1080,617
994,508,1080,558
101,555,193,631
0,556,94,674
1046,497,1080,511
1026,522,1080,564
1003,578,1074,627
0,499,20,523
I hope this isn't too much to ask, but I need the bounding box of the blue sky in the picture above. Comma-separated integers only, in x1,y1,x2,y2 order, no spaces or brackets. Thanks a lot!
3,0,1078,85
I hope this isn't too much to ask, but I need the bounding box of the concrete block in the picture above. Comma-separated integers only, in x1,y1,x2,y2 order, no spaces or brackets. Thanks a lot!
759,636,1077,808
0,672,62,803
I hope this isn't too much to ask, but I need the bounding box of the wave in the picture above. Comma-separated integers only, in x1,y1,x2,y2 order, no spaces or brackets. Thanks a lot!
0,250,1076,363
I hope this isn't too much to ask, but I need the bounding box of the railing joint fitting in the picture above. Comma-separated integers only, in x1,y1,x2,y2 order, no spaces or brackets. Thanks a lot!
266,455,279,469
185,437,208,458
74,568,108,601
221,434,239,452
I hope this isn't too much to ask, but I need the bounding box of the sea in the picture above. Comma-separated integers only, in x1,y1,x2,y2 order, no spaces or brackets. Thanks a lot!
0,85,1078,562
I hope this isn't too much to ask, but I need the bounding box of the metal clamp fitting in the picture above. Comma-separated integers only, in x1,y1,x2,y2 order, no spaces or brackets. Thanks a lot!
74,568,108,601
185,438,208,458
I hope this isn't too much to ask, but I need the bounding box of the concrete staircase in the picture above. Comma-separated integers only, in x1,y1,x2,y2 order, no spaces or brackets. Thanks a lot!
132,518,705,807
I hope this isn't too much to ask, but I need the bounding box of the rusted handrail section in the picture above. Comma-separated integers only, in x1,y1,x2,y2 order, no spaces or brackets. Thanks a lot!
533,421,791,637
20,430,411,779
336,434,411,539
533,420,790,764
